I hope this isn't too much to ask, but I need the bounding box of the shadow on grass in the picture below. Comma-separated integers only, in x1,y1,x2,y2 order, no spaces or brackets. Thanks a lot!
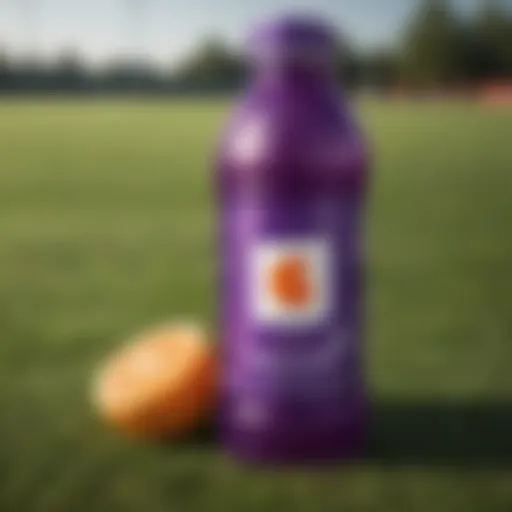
155,420,218,449
369,399,512,469
167,400,512,469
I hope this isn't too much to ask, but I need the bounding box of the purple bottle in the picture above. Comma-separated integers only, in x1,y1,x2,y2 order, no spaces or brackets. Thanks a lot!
217,15,369,464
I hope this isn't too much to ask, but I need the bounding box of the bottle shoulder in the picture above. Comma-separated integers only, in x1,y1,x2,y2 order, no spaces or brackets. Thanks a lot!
219,89,368,176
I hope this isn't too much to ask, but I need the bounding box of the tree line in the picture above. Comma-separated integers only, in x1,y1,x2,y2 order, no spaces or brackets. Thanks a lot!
0,0,510,94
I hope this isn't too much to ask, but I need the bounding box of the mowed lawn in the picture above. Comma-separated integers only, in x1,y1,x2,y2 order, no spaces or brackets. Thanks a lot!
0,98,511,512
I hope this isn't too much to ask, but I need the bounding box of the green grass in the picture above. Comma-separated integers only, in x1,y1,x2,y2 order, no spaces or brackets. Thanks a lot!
0,98,511,511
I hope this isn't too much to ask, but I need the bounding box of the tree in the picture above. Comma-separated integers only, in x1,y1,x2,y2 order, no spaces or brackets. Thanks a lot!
472,0,512,80
176,37,246,91
0,48,9,90
360,50,400,90
334,36,363,90
400,0,466,87
53,49,86,90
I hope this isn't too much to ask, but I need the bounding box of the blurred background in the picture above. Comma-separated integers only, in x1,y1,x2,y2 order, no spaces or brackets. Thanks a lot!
0,0,511,97
0,1,511,512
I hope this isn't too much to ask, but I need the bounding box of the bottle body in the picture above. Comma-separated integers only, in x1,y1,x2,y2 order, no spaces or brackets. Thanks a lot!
217,21,369,464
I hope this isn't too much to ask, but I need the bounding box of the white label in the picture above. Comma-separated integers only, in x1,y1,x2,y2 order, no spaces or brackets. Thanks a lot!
250,238,333,327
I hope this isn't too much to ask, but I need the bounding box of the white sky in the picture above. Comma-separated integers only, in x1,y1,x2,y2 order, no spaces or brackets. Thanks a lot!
0,0,489,68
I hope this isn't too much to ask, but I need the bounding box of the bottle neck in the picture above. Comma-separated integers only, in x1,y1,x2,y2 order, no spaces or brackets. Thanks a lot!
252,63,335,92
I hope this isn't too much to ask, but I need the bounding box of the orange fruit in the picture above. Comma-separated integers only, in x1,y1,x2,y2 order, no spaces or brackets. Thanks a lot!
269,255,312,307
92,322,217,439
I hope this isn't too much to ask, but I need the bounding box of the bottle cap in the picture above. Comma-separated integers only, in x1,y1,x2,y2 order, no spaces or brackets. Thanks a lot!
247,14,338,68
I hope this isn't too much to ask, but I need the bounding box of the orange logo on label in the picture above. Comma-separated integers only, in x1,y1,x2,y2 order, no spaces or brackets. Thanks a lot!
268,256,312,308
252,238,331,326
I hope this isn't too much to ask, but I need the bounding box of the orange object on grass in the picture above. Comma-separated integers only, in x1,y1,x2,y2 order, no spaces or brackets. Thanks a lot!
92,322,216,439
269,255,312,307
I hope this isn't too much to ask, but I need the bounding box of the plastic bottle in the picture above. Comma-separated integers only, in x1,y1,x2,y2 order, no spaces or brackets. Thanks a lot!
217,15,369,463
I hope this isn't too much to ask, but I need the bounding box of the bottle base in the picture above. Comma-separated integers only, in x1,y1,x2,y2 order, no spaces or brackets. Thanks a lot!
223,425,365,466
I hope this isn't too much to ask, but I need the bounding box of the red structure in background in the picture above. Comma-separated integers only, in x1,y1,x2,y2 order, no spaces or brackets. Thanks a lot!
387,82,512,105
482,82,512,105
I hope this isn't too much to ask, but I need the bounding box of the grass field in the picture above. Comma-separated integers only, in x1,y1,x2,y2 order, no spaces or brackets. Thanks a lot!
0,98,511,511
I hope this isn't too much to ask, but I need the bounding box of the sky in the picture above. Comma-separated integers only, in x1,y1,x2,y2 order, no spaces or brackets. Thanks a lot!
0,0,495,68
